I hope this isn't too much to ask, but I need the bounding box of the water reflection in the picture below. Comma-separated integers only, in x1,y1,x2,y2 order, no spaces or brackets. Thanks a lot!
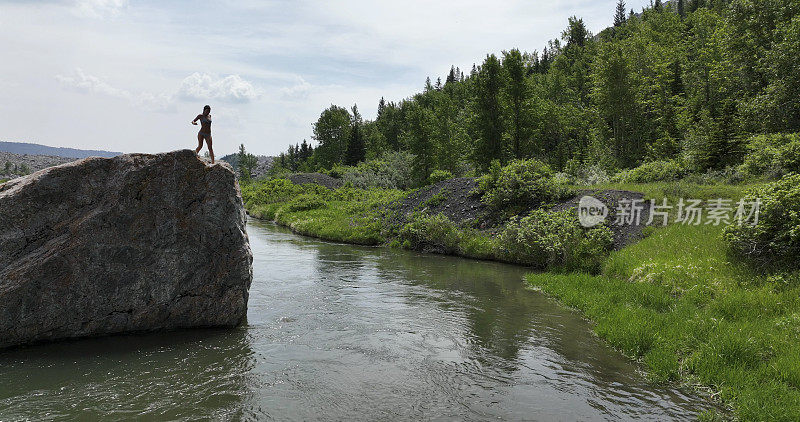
0,329,255,420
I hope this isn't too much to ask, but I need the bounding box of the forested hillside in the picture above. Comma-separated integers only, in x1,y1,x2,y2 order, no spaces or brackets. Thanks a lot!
273,0,800,185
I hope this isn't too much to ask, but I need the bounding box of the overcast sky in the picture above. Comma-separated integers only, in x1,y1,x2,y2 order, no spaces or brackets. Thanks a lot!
0,0,650,156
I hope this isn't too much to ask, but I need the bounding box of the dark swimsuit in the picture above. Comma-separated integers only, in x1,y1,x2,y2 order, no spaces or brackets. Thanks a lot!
198,116,212,140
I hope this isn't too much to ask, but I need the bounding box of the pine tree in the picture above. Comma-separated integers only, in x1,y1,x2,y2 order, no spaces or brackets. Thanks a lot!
344,104,366,165
377,97,386,118
563,16,589,48
502,49,529,159
237,144,258,179
678,0,685,17
446,66,457,84
290,144,299,170
614,0,627,27
654,0,663,12
474,54,504,171
299,139,311,162
541,47,550,73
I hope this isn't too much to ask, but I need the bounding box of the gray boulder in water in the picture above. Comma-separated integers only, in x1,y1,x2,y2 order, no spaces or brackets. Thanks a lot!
0,150,252,349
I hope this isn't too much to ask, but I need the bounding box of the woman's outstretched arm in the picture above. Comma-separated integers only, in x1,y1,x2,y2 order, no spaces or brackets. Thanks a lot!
191,114,201,125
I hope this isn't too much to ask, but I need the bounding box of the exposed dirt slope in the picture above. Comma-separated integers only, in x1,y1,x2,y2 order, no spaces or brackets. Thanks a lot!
388,178,488,227
389,178,651,250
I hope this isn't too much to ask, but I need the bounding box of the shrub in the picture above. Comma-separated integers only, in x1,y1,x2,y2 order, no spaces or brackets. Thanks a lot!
240,178,330,207
496,210,614,272
422,191,447,208
477,159,570,213
723,174,800,269
428,169,453,184
612,159,688,183
332,151,415,189
563,160,611,185
682,166,746,185
739,133,800,178
398,213,462,254
284,194,327,212
778,141,800,174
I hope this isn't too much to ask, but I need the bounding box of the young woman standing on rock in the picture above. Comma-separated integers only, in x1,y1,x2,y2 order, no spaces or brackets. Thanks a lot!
191,105,215,164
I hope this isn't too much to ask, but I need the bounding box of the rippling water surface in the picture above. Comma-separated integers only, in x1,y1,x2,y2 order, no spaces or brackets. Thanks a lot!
0,220,711,420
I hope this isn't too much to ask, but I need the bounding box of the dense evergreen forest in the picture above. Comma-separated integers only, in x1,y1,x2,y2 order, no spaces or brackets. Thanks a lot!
271,0,800,186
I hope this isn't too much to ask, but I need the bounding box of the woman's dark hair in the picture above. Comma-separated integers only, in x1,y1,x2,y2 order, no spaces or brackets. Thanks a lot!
203,105,211,111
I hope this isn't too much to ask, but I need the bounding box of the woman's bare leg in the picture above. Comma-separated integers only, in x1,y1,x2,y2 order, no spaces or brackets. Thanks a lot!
207,136,215,164
195,134,203,155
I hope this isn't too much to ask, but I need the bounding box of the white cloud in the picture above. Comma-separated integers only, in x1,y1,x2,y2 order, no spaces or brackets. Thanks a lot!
73,0,128,19
56,68,174,111
176,73,260,103
56,68,125,97
281,76,312,100
55,69,262,112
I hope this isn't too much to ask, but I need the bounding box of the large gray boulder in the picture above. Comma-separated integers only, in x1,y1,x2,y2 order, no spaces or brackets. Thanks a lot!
0,149,252,349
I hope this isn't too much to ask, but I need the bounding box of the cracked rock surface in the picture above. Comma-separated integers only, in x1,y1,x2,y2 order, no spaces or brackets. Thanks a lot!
0,150,253,349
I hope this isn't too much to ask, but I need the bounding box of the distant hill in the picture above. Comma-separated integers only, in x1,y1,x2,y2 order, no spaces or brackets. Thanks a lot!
0,142,120,159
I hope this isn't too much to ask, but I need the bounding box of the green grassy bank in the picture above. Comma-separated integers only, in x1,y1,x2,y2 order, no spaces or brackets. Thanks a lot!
527,194,800,420
243,179,403,245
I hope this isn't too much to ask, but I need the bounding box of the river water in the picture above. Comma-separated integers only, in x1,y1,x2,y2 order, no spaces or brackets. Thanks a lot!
0,220,710,420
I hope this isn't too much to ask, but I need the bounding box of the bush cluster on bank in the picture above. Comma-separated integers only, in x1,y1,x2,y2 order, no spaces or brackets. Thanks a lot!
498,210,614,272
739,133,800,180
723,174,800,269
394,210,613,273
477,159,572,214
325,151,416,190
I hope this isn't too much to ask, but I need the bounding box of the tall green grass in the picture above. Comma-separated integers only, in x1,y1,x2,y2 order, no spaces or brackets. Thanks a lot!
577,181,759,203
244,182,405,245
527,222,800,420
